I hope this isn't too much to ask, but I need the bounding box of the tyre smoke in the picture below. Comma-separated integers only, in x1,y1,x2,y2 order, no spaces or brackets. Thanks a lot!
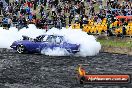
0,24,101,56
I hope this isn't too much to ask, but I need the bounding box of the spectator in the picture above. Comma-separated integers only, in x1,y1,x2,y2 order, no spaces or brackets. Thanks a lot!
0,0,130,33
0,1,3,15
51,6,56,16
75,14,80,23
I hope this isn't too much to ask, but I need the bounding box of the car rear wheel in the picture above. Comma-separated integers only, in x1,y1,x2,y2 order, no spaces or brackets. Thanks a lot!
17,45,26,54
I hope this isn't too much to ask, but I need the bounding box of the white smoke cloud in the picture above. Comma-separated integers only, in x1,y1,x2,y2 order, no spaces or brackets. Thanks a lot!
41,47,69,56
45,27,101,57
0,24,46,48
0,24,101,56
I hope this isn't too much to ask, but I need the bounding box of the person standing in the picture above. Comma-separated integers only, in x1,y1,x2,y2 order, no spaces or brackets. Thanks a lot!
122,25,126,38
0,1,3,15
34,0,37,10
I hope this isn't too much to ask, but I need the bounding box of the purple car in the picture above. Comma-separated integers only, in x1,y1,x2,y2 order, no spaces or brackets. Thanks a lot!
10,35,80,54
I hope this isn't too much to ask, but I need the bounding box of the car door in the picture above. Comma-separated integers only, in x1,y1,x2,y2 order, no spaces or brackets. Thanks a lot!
29,35,45,52
53,36,62,48
46,36,56,49
30,40,42,52
39,35,55,51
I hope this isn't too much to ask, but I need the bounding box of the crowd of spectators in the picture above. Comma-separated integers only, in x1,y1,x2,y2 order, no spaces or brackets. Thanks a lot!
0,0,131,31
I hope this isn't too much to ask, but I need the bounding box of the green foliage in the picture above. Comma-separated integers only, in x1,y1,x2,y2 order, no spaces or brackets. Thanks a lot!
97,38,132,48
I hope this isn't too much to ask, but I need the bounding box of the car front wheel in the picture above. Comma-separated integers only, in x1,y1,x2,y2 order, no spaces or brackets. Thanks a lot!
17,44,26,54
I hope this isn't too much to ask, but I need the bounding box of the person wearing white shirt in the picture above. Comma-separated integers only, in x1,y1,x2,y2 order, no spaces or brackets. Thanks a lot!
75,14,80,23
52,6,56,15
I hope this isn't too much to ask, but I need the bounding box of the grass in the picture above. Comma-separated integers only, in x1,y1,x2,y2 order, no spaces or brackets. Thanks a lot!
97,38,132,48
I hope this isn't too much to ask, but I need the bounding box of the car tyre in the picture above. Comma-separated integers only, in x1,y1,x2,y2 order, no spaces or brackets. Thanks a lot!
17,44,26,54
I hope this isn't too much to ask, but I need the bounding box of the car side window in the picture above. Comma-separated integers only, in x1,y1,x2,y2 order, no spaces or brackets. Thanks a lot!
55,37,61,44
46,36,51,42
46,36,55,43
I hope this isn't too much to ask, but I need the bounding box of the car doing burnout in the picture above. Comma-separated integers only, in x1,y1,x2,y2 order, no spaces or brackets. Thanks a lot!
10,35,80,54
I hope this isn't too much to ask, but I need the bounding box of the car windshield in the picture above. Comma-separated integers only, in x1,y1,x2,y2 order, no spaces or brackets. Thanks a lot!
45,35,63,44
42,35,48,41
35,35,64,43
35,35,46,42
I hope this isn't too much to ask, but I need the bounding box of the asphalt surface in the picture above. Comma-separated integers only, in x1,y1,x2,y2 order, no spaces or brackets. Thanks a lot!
0,49,132,88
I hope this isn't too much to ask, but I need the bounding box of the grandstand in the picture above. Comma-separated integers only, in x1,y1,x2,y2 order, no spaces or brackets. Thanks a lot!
0,0,131,37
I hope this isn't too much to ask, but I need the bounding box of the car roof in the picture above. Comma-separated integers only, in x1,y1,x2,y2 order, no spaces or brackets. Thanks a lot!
38,34,63,37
